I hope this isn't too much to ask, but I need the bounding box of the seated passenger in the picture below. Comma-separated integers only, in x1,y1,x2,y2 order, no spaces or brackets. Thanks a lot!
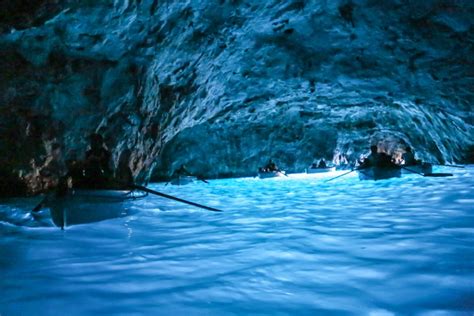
82,133,112,188
360,145,396,168
339,154,349,165
318,159,327,168
174,164,192,177
402,146,416,165
360,145,379,167
264,159,278,172
115,149,134,186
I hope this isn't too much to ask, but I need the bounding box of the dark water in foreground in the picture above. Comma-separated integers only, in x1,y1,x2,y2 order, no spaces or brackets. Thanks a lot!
1,166,473,315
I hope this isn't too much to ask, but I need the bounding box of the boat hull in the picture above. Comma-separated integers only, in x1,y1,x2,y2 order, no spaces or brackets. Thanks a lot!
401,163,433,175
358,167,401,180
258,171,285,179
306,167,336,174
169,176,196,185
49,190,146,228
335,165,352,171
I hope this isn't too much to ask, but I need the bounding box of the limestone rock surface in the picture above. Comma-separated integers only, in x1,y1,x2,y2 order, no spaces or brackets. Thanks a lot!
0,0,473,194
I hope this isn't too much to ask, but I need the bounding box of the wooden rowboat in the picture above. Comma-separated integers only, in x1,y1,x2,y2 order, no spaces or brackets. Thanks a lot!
258,170,286,179
48,189,147,228
358,166,401,181
169,175,196,185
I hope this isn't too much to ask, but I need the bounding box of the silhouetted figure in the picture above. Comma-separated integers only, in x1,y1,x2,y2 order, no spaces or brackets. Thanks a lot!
175,164,192,176
82,133,112,188
377,152,394,167
402,146,416,165
339,153,348,165
65,155,84,189
318,159,327,168
65,150,83,178
361,145,378,167
264,159,278,172
361,145,395,168
334,153,350,169
116,149,134,186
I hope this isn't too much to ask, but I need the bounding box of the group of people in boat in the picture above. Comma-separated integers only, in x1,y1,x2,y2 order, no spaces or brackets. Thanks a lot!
36,133,134,195
259,159,280,173
39,132,426,192
310,159,328,169
259,144,424,176
358,145,421,169
37,133,206,193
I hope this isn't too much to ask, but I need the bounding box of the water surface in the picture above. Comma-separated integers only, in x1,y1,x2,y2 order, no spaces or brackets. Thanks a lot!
1,166,473,315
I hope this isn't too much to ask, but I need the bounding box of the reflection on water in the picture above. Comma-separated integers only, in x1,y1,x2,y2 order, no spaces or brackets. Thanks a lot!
1,166,473,315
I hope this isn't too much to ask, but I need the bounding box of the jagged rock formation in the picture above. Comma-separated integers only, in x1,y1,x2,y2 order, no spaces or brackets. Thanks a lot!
0,0,473,195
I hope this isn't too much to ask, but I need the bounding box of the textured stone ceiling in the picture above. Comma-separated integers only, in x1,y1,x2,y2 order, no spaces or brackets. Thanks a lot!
0,0,472,194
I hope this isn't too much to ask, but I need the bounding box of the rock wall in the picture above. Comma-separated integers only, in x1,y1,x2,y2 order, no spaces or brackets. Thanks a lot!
0,0,473,194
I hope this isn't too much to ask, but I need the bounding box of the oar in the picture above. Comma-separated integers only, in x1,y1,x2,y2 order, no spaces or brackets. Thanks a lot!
32,196,48,213
196,176,209,184
31,176,70,213
31,191,60,213
423,172,454,177
129,184,223,212
401,166,424,176
401,166,453,177
325,169,356,182
432,164,464,169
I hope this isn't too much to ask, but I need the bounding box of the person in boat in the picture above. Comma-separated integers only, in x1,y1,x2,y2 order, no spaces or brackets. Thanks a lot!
82,133,113,188
360,145,394,168
339,153,349,166
64,155,84,188
401,146,417,165
365,145,378,164
264,159,278,172
65,149,83,178
318,159,327,168
360,145,378,167
174,164,192,177
332,150,341,166
115,149,134,186
334,153,350,169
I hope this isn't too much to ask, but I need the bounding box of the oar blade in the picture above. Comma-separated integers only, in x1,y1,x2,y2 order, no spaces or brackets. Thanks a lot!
31,196,48,213
196,176,209,184
424,173,453,177
32,203,43,213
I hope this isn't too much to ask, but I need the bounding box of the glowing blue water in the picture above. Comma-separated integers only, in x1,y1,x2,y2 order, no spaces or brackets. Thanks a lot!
1,166,473,315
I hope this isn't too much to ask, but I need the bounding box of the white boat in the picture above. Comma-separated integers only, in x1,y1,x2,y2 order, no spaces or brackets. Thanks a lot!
169,175,197,185
306,166,336,174
258,170,286,179
47,189,147,228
